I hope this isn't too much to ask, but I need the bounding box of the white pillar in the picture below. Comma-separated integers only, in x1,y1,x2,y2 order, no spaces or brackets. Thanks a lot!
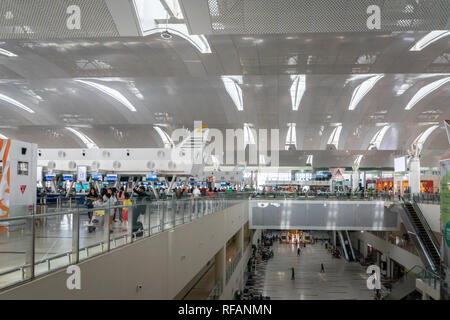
352,170,360,192
409,156,421,194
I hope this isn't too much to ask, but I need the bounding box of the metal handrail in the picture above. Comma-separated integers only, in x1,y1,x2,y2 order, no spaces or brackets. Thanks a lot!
0,197,246,291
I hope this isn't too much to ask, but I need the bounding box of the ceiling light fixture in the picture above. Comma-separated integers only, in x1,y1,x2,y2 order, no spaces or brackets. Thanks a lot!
0,92,35,113
290,75,305,111
66,127,98,149
75,79,137,112
221,76,243,111
405,77,450,110
348,74,384,111
410,30,450,51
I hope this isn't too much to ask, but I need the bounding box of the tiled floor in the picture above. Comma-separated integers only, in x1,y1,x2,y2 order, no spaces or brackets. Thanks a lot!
251,242,374,300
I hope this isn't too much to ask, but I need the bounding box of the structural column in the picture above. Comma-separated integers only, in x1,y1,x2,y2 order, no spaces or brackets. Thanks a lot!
351,170,360,192
408,156,421,194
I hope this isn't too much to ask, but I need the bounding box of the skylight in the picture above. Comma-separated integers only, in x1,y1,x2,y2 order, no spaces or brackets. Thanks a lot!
348,74,384,110
290,75,305,111
368,125,390,150
221,76,243,111
410,31,450,51
285,123,297,150
66,127,98,149
354,155,363,168
153,126,174,148
327,125,342,149
0,92,35,113
405,77,450,110
306,155,313,166
414,125,439,146
244,123,256,145
0,48,17,57
75,80,137,112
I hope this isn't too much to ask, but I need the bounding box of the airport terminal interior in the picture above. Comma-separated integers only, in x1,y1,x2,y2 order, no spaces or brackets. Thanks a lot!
0,0,449,301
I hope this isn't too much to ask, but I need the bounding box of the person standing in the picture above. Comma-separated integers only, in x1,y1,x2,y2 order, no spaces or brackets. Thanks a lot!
297,247,301,256
320,263,325,273
291,267,295,280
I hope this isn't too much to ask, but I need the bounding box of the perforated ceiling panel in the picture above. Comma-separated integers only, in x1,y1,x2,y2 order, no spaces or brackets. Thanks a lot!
0,0,119,39
205,0,450,34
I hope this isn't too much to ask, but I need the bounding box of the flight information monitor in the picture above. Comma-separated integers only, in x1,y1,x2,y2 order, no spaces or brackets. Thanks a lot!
106,174,118,181
62,174,74,181
91,174,103,181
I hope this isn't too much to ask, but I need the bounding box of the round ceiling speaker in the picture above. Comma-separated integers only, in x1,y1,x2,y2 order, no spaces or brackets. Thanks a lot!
102,150,111,158
68,161,76,170
147,161,156,170
91,161,100,171
58,150,66,158
47,161,56,169
157,150,165,159
168,161,176,170
113,161,122,170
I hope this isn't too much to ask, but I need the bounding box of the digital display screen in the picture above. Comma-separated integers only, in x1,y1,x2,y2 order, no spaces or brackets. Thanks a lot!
45,174,56,181
221,182,227,186
146,174,157,181
106,174,118,181
62,174,74,181
90,174,103,181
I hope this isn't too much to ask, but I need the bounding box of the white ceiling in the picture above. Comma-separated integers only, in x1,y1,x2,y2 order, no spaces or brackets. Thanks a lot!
0,31,448,167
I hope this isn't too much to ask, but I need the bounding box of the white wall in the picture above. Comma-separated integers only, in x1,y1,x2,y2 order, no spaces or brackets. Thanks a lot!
417,203,441,234
0,202,249,300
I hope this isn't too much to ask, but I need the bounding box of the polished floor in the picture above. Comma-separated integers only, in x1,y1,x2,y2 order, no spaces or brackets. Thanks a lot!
252,242,374,300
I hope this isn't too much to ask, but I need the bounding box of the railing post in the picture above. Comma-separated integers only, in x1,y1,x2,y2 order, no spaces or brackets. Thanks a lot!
72,208,80,264
104,203,111,252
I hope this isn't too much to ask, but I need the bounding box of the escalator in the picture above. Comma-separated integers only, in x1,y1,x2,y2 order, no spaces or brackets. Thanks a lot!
400,200,441,273
337,231,356,262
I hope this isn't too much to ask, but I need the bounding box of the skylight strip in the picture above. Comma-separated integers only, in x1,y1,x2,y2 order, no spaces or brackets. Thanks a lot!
290,75,305,111
0,48,17,57
221,76,243,111
0,93,35,113
368,125,390,150
76,80,137,112
415,125,439,146
154,126,174,148
348,75,384,110
410,31,450,51
405,77,450,110
66,127,99,149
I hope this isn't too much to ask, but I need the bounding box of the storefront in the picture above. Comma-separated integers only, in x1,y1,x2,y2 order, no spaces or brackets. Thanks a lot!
376,178,394,191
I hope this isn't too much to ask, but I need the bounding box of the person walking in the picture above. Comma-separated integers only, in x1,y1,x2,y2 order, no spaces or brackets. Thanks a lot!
297,247,301,256
291,267,295,280
320,263,325,273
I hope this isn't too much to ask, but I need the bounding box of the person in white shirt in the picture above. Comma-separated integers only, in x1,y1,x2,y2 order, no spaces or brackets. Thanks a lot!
192,187,201,198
